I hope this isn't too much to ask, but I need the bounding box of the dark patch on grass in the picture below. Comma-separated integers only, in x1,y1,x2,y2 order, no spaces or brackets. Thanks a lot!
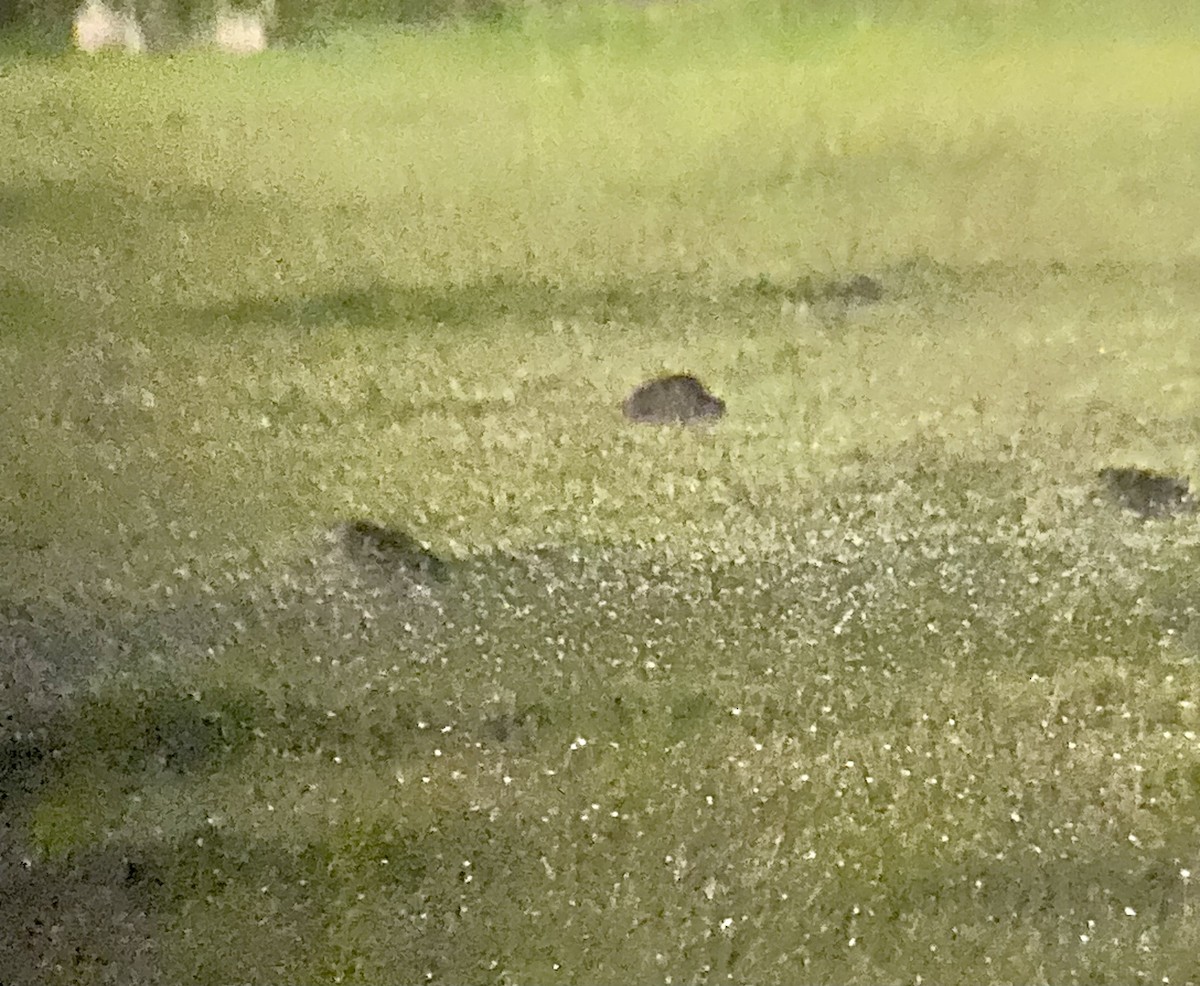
333,519,448,581
121,829,338,982
181,261,990,336
736,263,921,313
0,177,145,235
666,689,720,741
0,732,50,805
479,702,549,748
207,282,412,329
70,685,263,775
0,839,161,986
0,276,70,341
0,598,102,734
822,272,885,305
0,177,268,273
1098,466,1196,520
736,256,1018,309
182,273,687,331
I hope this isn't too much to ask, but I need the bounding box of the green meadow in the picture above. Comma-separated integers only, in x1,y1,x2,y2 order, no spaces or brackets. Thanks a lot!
2,2,1200,982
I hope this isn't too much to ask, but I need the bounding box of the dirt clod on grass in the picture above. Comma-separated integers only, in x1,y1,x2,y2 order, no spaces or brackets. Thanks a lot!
622,374,726,425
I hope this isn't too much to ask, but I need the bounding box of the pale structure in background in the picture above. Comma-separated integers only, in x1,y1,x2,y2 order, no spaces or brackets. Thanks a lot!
73,0,146,53
213,7,268,54
71,0,273,54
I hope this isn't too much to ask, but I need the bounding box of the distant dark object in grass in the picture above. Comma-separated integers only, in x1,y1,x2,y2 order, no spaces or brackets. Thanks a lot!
821,274,885,306
334,521,448,579
1098,467,1197,519
622,374,726,425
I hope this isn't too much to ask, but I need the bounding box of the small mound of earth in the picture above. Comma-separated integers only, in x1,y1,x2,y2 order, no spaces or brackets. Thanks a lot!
331,520,448,579
1097,467,1197,519
622,374,726,425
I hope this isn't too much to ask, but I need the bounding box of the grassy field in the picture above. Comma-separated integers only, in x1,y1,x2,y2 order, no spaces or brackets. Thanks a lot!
3,2,1200,983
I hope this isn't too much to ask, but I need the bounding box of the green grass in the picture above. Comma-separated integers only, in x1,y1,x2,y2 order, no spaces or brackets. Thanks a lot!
3,2,1200,983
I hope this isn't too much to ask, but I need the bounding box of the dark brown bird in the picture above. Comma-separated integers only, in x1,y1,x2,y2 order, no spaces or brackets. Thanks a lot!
622,374,726,425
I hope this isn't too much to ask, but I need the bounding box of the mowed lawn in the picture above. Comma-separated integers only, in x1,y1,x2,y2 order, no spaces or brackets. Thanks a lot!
2,3,1200,983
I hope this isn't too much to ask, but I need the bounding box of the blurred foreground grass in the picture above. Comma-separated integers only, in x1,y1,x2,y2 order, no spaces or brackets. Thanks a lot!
2,2,1200,983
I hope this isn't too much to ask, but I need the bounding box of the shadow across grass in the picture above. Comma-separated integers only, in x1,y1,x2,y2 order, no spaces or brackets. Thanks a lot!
183,266,917,333
179,272,710,332
177,256,1168,335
